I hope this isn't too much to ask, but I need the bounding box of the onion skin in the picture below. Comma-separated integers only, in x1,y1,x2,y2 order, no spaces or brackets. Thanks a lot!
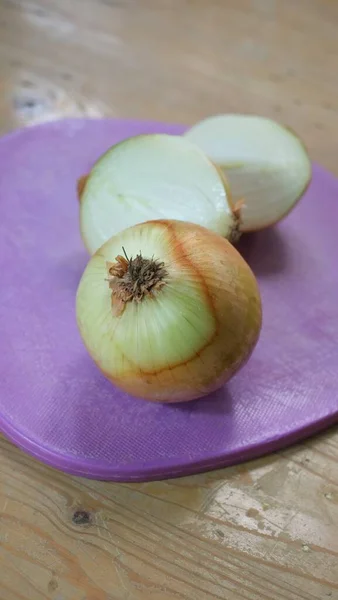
77,175,88,200
76,220,262,402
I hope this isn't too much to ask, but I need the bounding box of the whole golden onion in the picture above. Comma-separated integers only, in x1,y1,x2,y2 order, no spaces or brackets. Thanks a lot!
76,219,262,402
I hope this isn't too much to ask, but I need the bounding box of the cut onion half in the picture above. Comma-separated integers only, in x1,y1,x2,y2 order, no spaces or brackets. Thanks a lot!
184,114,312,232
79,134,237,254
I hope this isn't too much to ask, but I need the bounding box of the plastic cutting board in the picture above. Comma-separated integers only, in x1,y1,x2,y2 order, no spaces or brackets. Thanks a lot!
0,118,337,481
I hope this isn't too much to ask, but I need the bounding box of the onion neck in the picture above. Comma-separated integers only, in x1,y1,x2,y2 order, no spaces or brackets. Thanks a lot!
106,249,168,316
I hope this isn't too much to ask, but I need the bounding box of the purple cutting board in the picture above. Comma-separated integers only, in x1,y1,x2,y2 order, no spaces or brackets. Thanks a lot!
0,118,337,482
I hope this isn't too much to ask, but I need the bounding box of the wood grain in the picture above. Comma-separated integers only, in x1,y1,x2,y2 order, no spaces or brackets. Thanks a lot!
1,433,338,600
1,0,338,598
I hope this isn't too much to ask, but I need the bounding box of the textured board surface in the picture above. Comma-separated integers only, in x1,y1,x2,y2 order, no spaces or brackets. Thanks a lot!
0,118,337,481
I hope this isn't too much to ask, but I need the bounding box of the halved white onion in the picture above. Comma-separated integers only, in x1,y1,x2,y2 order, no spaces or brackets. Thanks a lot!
184,114,312,232
79,134,237,254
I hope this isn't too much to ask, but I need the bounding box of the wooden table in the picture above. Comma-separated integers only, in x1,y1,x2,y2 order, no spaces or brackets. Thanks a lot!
1,1,338,598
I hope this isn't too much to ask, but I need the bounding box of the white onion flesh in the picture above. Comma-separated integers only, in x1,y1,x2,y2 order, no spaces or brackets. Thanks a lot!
80,134,236,254
184,114,312,232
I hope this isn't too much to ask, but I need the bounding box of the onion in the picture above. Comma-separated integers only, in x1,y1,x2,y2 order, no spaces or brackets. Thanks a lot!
76,219,262,403
184,114,312,232
78,134,239,255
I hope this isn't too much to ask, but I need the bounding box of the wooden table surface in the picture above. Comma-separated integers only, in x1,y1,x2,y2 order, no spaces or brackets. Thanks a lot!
1,1,338,599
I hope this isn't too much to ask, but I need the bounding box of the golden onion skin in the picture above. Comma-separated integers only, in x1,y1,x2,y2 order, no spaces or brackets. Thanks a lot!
76,220,262,402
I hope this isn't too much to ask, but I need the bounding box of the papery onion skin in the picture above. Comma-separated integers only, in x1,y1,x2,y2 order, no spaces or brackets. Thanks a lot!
76,219,262,403
77,175,88,199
